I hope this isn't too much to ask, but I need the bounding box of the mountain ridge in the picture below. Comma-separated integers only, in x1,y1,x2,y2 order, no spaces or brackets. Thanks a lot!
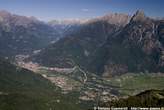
32,10,164,77
0,10,65,57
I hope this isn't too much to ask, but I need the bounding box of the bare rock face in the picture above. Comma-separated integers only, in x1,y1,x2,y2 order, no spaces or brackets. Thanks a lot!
104,12,164,76
88,11,164,76
131,10,147,22
87,13,131,27
101,13,131,26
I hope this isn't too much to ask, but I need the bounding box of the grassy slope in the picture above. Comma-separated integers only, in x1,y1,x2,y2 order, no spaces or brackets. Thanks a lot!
106,73,164,96
0,59,83,110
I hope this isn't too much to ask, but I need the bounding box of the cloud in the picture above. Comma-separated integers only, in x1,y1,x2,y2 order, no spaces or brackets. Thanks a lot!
81,8,89,12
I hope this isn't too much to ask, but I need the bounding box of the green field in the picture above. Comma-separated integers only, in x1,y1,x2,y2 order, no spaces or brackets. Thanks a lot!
106,73,164,96
35,67,164,109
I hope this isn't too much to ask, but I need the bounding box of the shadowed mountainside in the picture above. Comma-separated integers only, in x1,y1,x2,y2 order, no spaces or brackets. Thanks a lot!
0,58,82,110
32,11,164,77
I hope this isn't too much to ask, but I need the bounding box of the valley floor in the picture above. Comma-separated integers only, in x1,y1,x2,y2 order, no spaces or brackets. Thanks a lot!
16,59,164,107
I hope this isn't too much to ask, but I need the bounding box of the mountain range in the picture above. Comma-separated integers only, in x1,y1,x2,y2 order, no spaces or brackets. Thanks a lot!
32,13,130,68
0,10,80,57
32,10,164,77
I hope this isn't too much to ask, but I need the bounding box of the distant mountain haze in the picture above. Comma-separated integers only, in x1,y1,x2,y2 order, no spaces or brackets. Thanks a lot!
0,10,79,57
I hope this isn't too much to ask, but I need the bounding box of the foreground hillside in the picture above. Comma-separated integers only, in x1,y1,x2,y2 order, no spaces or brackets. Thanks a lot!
101,90,164,107
0,58,82,110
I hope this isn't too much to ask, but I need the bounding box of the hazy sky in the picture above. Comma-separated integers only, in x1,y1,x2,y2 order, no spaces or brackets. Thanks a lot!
0,0,163,21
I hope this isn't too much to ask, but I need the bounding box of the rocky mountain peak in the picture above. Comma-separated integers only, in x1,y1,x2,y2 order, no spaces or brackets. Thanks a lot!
101,13,131,26
0,10,11,17
0,10,12,22
131,10,147,22
87,12,131,26
0,10,43,27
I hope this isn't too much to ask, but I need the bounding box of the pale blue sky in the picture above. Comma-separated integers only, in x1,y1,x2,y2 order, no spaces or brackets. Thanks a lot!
0,0,163,21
